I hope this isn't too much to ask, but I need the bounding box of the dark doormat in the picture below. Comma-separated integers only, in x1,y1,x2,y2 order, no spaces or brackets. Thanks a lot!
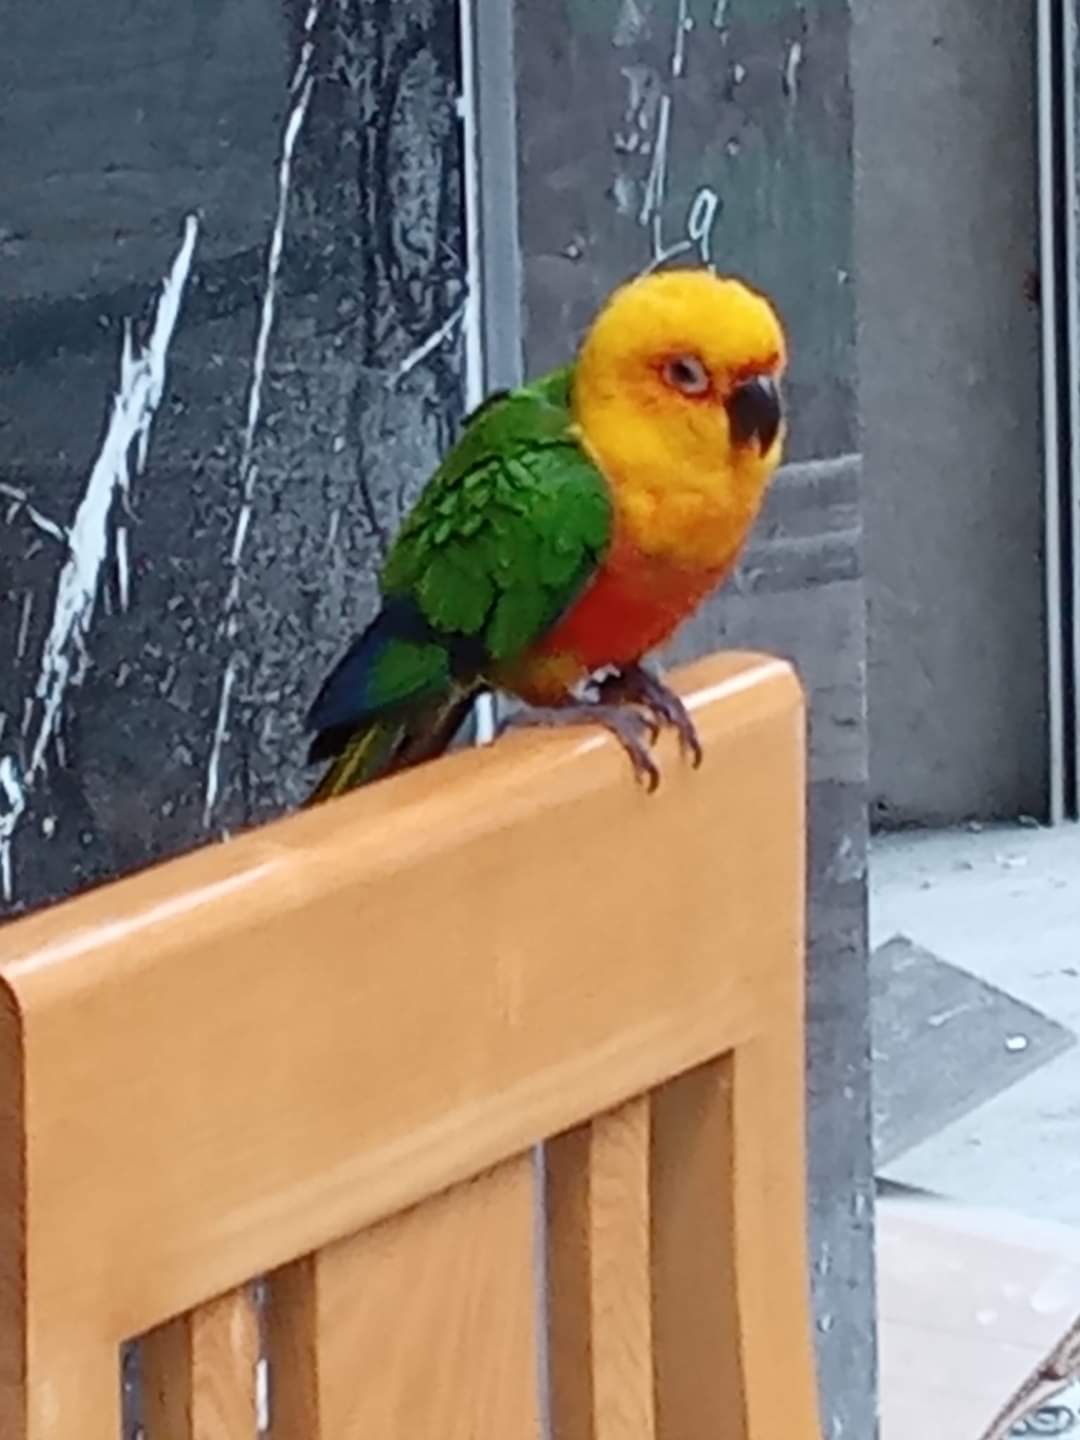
871,933,1077,1168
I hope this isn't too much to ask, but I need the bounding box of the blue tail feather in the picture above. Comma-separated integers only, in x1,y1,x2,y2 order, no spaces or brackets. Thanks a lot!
306,597,451,763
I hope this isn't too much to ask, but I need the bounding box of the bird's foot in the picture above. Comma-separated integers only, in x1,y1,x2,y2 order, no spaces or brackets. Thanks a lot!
595,663,703,768
497,701,661,791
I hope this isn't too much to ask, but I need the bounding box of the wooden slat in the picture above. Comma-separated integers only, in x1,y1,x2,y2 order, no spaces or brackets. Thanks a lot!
24,1346,120,1440
265,1257,319,1440
0,656,802,1357
651,1042,821,1440
266,1155,539,1440
726,1025,821,1439
143,1287,259,1440
651,1059,745,1440
548,1096,655,1440
0,982,27,1438
0,990,123,1440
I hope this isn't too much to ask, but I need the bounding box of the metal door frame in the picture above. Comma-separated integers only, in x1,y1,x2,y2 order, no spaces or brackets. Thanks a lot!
1038,0,1080,821
458,0,523,742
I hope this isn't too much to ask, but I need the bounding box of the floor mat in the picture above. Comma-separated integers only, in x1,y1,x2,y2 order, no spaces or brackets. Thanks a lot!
871,933,1077,1167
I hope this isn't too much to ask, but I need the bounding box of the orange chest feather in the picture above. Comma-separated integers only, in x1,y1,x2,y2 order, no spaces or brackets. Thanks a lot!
498,441,769,703
502,535,724,704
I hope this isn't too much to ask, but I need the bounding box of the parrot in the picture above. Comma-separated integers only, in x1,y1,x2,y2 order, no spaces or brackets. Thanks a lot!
304,267,787,803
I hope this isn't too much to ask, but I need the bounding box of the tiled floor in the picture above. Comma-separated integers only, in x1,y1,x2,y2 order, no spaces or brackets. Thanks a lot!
871,822,1080,1227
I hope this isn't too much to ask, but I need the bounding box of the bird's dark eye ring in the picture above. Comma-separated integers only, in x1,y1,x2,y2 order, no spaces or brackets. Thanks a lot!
662,353,711,397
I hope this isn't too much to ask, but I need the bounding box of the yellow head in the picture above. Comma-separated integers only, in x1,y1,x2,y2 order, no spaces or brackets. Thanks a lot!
572,269,788,570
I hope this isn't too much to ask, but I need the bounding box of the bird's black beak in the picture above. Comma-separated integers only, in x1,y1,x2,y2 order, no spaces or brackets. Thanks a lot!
726,375,783,453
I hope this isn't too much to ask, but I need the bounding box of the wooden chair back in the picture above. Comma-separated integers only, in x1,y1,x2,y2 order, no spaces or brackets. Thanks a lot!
0,653,820,1440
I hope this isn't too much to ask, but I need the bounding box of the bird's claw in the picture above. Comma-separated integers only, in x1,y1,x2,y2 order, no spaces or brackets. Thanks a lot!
593,705,662,791
595,665,704,768
497,702,662,791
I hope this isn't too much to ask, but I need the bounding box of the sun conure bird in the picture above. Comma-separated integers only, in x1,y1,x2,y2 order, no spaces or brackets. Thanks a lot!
305,267,786,801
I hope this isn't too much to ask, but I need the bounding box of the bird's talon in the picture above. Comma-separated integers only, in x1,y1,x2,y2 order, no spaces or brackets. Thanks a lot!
639,709,662,743
597,664,704,770
613,716,662,791
494,701,662,789
680,724,705,769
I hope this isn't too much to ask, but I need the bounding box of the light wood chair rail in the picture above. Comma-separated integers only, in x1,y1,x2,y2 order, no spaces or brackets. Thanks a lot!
0,653,820,1440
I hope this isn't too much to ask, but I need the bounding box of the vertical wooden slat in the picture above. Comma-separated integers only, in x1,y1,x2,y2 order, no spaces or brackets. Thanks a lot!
651,1045,821,1440
22,1343,121,1440
0,983,28,1440
651,1057,745,1440
725,1024,821,1440
547,1095,655,1440
267,1154,539,1440
143,1287,259,1440
265,1256,320,1440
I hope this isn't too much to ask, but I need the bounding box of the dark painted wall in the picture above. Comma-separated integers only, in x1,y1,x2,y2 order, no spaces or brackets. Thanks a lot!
513,4,874,1437
0,0,470,914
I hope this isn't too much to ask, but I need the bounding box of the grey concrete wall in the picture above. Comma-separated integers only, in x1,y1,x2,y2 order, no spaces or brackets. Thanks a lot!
672,454,872,1440
514,5,875,1437
854,0,1049,826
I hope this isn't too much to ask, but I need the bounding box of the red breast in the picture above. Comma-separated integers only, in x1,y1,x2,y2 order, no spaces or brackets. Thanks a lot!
530,532,723,676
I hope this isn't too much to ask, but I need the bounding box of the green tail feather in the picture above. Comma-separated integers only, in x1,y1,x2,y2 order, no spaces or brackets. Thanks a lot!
304,688,483,808
304,720,407,807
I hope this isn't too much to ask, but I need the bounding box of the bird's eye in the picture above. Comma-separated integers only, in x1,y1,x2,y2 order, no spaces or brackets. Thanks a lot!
662,353,711,397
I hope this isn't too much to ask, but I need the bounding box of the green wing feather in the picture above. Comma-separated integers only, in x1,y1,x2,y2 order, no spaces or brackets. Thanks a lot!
380,364,612,666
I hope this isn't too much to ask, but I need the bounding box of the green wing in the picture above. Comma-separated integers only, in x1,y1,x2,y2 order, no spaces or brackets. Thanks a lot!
305,366,612,788
380,364,612,666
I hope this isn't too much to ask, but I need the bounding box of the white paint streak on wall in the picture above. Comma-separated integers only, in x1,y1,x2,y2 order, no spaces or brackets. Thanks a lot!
203,0,320,827
29,215,199,781
115,523,131,611
0,482,69,545
687,186,720,267
613,0,648,48
639,91,672,230
390,302,466,386
672,0,690,78
624,0,720,276
15,592,33,662
783,39,803,102
0,214,199,904
0,758,26,904
224,66,316,613
202,655,238,828
229,504,253,572
712,0,730,29
612,172,638,216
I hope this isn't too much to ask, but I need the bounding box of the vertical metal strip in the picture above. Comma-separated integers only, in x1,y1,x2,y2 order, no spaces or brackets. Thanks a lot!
1037,0,1066,823
458,0,486,414
458,0,523,745
469,0,525,395
457,0,524,401
1063,0,1080,818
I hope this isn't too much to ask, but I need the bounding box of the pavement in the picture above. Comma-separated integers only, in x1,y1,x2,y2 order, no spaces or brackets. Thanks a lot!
870,822,1080,1226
